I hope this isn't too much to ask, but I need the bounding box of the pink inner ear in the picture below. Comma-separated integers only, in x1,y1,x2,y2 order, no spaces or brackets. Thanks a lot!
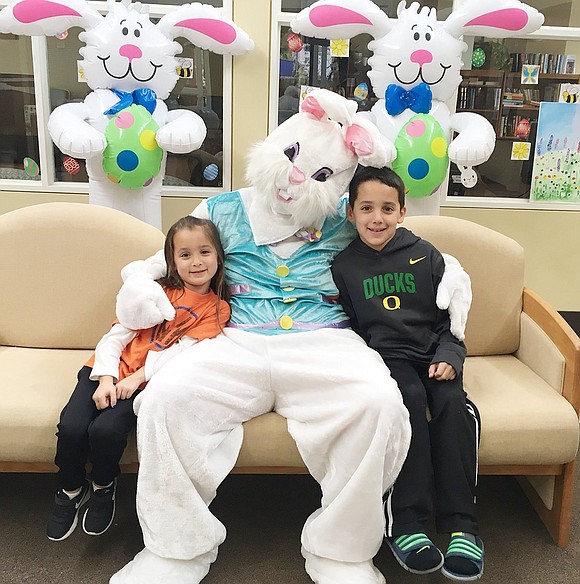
175,18,237,45
345,124,373,158
14,0,81,23
465,9,529,31
310,5,372,28
301,96,326,120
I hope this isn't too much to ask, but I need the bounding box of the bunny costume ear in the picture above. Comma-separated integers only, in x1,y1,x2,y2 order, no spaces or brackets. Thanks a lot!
157,3,254,55
301,89,390,168
348,115,390,168
0,0,102,36
443,0,544,38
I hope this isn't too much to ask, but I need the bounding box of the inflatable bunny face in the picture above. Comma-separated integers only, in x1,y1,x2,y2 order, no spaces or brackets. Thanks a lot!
367,2,464,103
78,1,181,98
246,89,389,228
292,0,544,103
0,0,254,99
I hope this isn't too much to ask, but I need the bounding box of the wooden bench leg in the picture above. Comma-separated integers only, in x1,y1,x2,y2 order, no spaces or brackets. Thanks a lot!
517,459,576,547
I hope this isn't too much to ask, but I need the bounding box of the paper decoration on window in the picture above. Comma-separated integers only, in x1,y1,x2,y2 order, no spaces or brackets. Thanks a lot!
521,64,540,84
471,47,486,68
176,58,193,79
77,60,86,83
330,38,349,58
514,118,531,139
63,156,81,175
531,102,580,202
511,142,531,160
299,85,317,106
23,157,39,177
287,33,303,53
353,82,368,102
559,84,580,104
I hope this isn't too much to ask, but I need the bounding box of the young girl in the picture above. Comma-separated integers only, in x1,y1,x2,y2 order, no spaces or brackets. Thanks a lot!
47,216,230,542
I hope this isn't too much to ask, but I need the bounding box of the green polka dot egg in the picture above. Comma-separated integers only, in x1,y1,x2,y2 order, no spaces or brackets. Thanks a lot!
391,114,449,199
102,104,163,189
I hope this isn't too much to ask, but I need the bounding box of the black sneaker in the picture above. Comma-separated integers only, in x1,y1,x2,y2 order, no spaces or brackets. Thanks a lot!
82,478,117,536
46,481,90,541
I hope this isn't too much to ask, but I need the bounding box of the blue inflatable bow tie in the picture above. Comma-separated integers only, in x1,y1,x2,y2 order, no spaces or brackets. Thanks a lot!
104,88,158,116
385,82,432,116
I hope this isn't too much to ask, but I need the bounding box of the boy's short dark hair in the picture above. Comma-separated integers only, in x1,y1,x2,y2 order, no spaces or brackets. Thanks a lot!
348,166,406,209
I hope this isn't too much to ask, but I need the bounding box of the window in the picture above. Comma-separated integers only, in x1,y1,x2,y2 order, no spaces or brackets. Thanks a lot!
0,0,231,196
272,0,580,210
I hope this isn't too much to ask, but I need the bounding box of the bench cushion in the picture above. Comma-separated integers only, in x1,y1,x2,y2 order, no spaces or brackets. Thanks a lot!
465,355,579,465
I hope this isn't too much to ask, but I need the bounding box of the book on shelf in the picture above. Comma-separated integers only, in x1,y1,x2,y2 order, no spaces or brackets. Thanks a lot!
509,52,578,75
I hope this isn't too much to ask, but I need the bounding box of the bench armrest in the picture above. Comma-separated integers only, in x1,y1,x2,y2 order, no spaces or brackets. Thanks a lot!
522,288,580,415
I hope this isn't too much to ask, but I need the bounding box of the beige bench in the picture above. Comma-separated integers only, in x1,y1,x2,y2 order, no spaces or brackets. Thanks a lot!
0,202,578,547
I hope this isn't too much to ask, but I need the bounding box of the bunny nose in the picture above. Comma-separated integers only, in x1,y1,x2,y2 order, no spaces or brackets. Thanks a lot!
410,49,433,67
119,44,142,62
289,166,306,185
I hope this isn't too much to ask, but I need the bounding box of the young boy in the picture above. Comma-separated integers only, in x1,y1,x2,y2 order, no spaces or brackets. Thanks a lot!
331,166,483,581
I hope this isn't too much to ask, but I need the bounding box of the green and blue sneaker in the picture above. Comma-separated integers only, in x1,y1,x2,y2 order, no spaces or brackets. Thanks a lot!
386,532,444,574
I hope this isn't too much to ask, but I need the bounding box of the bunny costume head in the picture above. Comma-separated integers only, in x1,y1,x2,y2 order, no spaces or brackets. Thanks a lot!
247,88,389,228
0,0,253,228
292,0,544,214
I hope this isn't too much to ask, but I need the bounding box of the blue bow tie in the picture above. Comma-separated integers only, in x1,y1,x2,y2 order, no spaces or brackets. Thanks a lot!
385,83,432,116
104,88,157,116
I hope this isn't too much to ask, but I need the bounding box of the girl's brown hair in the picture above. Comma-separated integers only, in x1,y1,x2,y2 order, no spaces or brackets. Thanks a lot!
158,216,229,323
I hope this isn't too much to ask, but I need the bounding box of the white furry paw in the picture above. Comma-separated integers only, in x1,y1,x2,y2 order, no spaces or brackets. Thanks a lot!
303,549,386,584
110,548,215,584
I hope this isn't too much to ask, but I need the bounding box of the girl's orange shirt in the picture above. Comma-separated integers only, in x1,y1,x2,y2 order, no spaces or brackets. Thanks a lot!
86,287,230,381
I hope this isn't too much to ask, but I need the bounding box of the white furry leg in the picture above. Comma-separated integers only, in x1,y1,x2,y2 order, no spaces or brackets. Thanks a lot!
110,547,217,584
303,549,386,584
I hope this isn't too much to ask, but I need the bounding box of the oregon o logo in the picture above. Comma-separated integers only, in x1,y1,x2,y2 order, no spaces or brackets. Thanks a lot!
383,296,401,310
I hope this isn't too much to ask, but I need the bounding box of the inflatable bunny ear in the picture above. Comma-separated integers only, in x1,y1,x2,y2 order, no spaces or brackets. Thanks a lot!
0,0,102,35
157,3,254,55
291,0,391,40
444,0,544,38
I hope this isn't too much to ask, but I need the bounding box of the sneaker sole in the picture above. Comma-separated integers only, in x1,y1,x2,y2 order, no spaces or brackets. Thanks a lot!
82,498,116,536
47,488,90,542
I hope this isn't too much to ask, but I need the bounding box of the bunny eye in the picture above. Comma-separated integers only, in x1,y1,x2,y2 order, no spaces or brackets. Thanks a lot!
284,143,300,163
311,167,333,182
413,32,420,41
134,29,141,37
122,27,129,35
425,32,431,41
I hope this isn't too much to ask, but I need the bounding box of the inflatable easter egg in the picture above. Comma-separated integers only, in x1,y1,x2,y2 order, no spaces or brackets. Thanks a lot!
392,114,448,199
102,104,163,190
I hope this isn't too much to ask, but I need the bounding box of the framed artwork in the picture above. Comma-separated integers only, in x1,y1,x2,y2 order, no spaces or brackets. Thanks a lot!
530,102,580,202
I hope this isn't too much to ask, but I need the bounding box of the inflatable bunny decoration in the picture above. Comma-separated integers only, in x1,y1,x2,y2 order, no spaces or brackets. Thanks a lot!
0,0,253,228
292,0,544,215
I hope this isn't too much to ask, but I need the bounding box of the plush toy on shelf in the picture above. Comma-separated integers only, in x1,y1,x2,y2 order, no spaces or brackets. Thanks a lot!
291,0,544,215
0,0,253,228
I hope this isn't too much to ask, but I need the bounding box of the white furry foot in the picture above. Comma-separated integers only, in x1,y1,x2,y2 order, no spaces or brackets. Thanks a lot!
110,547,216,584
303,549,386,584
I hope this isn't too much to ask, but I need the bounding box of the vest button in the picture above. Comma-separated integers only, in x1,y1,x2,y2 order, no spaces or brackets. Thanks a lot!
279,315,293,329
276,265,290,277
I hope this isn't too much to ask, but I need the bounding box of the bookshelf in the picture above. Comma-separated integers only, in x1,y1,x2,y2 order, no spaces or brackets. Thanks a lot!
457,69,580,140
449,68,580,198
